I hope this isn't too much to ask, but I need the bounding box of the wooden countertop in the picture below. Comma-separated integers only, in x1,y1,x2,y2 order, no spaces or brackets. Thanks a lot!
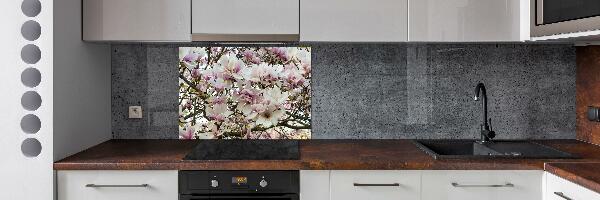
54,139,600,170
545,162,600,194
54,139,600,194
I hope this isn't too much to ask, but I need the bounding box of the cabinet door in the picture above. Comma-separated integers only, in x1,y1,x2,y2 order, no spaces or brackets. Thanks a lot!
300,0,408,42
545,172,600,200
57,170,178,200
191,0,299,41
421,170,543,200
83,0,191,41
409,0,529,42
300,171,330,200
330,170,420,200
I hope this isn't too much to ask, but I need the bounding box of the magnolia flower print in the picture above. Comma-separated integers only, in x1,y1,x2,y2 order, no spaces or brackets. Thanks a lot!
178,47,311,139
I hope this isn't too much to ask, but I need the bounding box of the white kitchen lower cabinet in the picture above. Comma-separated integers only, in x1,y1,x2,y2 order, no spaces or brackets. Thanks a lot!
421,170,543,200
301,170,331,200
545,172,600,200
330,170,421,200
57,170,178,200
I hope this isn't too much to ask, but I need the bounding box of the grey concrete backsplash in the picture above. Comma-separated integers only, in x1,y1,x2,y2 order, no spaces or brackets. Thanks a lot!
112,43,576,139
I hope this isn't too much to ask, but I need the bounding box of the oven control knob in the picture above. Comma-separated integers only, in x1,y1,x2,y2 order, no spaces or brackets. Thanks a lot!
211,180,219,188
259,179,268,188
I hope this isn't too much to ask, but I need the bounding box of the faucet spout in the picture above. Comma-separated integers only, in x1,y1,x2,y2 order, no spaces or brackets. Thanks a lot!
474,83,495,142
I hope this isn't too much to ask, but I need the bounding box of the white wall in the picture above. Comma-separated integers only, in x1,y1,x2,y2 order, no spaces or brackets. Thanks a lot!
53,0,111,161
0,0,53,199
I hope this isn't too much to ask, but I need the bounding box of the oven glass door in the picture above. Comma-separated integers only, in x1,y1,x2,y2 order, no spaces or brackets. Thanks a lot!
538,0,600,25
180,194,299,200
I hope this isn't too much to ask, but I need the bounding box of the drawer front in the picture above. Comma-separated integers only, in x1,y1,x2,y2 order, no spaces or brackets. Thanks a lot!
330,170,420,200
545,173,600,200
57,170,178,200
422,170,543,200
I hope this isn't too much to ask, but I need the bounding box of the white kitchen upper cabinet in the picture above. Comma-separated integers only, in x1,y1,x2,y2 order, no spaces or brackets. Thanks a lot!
545,172,600,200
191,0,300,41
330,170,420,200
421,170,543,200
300,0,408,42
409,0,529,42
82,0,191,41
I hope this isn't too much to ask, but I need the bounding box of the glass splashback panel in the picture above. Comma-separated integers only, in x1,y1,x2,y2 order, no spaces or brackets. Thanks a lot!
178,47,311,139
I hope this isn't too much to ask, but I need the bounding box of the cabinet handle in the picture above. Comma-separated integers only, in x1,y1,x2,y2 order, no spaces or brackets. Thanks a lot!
553,192,573,200
353,183,400,187
451,182,514,188
85,184,149,188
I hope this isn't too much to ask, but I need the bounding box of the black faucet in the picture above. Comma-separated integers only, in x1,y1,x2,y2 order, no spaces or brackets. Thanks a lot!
474,83,495,143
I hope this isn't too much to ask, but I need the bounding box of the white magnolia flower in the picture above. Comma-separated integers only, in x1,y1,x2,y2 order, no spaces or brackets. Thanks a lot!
263,86,289,107
222,56,247,81
179,125,194,139
208,77,231,91
180,47,207,70
206,103,233,122
286,48,298,60
255,106,285,128
296,49,311,65
247,63,268,83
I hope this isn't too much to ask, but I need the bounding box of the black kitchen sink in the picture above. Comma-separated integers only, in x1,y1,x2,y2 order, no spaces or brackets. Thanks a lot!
413,140,577,160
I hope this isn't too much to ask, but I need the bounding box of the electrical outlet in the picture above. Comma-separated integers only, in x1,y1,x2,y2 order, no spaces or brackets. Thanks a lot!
129,106,143,119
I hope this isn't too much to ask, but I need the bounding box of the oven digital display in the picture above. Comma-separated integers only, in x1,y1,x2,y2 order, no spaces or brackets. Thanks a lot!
232,176,248,185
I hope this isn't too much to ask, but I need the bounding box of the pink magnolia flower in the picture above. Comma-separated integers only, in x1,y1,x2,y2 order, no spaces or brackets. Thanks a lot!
183,53,198,63
270,47,289,61
207,122,221,137
219,56,247,81
243,50,261,64
179,48,208,70
240,87,289,128
179,125,194,139
283,67,306,87
233,87,261,115
302,63,311,76
183,100,192,109
191,68,201,79
195,82,207,92
206,103,233,122
197,57,207,65
208,96,227,104
213,78,228,91
248,64,283,85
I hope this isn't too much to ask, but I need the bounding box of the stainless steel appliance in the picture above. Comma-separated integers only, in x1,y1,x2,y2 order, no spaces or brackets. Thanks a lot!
179,171,299,200
532,0,600,37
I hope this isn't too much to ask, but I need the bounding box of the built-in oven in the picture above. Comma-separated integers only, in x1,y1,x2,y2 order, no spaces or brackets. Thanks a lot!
179,171,299,200
532,0,600,37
